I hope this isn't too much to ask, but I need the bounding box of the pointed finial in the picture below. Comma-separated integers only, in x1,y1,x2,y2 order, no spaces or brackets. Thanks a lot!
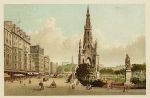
72,55,74,64
95,40,97,48
87,5,90,16
79,39,81,48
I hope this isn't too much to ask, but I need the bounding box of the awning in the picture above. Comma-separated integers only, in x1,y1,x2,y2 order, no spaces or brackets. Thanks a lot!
33,72,39,75
13,74,25,77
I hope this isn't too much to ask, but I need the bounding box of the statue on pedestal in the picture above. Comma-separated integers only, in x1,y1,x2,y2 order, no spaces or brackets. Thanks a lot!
125,54,131,70
125,54,132,84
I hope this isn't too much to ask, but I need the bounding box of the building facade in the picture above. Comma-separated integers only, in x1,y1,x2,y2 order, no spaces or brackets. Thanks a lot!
30,45,44,74
44,56,50,74
4,21,31,74
29,54,36,72
4,21,13,71
78,7,99,73
50,62,58,74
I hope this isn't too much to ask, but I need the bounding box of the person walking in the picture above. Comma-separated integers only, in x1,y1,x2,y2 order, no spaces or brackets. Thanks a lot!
49,80,56,88
123,85,126,92
29,79,31,84
71,82,75,89
20,80,22,84
39,81,44,90
123,83,128,92
41,82,44,90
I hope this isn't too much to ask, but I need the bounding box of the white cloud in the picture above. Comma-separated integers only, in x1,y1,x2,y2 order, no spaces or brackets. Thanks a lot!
30,18,81,64
99,35,145,67
30,17,145,66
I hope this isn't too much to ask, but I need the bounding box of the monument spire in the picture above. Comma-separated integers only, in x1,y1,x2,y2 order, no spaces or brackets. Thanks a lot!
85,5,91,29
83,5,92,47
78,6,100,79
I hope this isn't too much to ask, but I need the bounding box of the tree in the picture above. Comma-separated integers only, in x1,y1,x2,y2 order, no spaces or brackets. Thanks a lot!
62,64,76,72
76,63,105,87
131,64,146,72
56,66,63,74
75,63,91,83
131,77,140,84
114,68,125,75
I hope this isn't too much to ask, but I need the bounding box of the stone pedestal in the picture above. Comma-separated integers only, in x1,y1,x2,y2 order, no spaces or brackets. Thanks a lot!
125,69,132,84
96,72,100,79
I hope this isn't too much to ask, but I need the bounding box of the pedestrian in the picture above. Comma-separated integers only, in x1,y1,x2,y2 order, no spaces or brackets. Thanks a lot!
71,83,75,89
125,84,128,92
86,84,92,90
123,83,127,92
41,82,44,90
76,80,79,86
39,81,41,89
107,83,110,90
39,81,44,90
50,80,56,88
20,80,22,84
89,84,92,89
29,79,31,84
123,85,126,92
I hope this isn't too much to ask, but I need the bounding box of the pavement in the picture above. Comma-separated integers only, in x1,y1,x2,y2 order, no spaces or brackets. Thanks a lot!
4,77,146,96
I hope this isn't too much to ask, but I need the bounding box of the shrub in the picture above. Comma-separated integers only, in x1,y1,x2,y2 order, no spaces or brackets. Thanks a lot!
91,79,105,87
130,77,146,89
130,77,140,84
75,63,105,87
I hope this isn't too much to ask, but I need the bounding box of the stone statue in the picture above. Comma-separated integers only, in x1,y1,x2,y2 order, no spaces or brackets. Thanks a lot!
125,54,131,70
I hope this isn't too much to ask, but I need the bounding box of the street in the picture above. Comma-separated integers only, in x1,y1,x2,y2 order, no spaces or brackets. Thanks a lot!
4,77,146,96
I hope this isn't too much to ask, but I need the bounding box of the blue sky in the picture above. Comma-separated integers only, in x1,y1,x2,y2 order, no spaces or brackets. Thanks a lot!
4,4,145,66
4,4,145,43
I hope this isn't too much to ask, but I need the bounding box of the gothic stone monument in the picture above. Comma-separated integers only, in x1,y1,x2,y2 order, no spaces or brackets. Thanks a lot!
78,6,99,79
125,54,132,84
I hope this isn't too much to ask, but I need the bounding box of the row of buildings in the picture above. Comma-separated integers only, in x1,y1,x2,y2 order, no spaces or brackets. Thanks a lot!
4,21,58,77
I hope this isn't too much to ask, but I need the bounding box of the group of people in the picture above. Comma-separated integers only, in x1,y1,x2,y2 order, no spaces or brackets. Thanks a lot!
38,79,57,90
86,84,92,90
69,79,81,89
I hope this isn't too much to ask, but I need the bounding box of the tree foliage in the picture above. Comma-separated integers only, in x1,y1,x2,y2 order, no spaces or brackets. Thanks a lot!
99,68,125,75
75,63,92,82
58,64,76,72
131,64,146,72
114,68,125,75
75,63,105,87
130,77,146,89
56,66,63,74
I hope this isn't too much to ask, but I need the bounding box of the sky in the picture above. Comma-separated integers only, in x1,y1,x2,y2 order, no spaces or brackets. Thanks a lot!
4,4,146,66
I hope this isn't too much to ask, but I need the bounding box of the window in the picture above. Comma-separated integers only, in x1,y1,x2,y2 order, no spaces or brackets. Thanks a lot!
6,39,8,43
